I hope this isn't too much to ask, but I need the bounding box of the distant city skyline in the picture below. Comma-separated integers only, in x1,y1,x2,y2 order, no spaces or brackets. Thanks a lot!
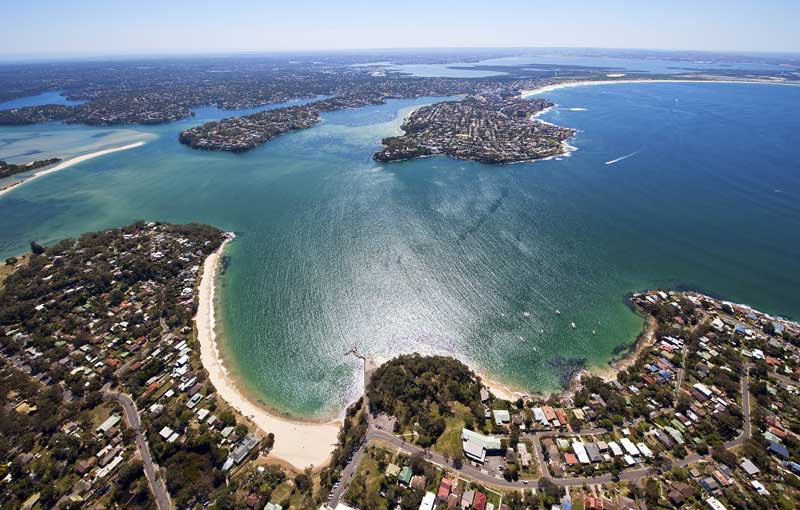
3,0,800,60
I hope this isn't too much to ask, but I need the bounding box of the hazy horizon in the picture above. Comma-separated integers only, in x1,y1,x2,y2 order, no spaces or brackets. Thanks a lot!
4,0,799,60
3,45,800,65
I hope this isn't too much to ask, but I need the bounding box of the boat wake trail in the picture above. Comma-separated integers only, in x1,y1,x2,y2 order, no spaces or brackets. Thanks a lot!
605,150,640,165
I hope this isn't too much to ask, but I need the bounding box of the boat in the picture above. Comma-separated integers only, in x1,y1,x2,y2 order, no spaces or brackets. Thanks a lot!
592,330,596,335
555,309,561,315
523,311,530,318
570,322,576,329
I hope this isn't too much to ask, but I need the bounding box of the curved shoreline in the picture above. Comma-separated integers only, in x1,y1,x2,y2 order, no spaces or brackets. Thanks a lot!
194,78,800,464
521,77,800,98
0,141,147,197
195,237,341,471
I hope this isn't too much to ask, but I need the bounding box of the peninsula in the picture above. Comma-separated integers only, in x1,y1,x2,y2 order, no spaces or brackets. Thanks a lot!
178,94,386,152
373,95,575,164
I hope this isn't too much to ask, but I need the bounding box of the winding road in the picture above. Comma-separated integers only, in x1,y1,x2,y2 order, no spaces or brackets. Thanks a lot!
104,388,172,510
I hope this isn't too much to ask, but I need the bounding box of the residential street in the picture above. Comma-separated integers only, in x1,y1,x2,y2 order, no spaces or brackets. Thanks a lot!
329,355,758,506
104,388,173,510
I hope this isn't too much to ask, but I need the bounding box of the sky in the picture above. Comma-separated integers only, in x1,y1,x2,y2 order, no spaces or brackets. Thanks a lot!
3,0,799,59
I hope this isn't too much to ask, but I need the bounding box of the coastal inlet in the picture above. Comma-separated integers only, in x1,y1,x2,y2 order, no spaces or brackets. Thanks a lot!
0,83,799,420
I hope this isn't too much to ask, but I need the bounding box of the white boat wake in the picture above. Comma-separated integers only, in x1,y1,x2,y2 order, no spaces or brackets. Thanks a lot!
605,150,640,165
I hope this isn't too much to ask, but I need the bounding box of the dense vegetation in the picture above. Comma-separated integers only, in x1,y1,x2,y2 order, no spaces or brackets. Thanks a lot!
0,222,233,509
0,362,153,509
367,354,484,446
0,157,60,178
0,222,222,333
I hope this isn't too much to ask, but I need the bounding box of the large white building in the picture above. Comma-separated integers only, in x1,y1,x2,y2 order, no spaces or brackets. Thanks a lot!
461,428,502,463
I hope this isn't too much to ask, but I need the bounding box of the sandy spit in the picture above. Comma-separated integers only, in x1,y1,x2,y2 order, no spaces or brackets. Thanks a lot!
521,78,800,98
0,141,147,197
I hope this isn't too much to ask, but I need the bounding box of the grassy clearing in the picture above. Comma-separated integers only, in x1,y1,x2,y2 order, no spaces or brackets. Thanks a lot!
270,481,294,506
0,253,29,288
433,402,472,458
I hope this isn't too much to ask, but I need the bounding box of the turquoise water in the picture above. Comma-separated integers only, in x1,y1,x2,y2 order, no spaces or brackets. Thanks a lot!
0,83,799,419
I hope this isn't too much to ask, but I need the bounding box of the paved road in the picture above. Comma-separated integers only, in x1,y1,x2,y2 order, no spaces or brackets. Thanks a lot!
104,389,172,510
328,353,375,508
328,440,368,506
674,342,690,400
365,428,655,489
767,370,798,389
723,363,753,449
335,383,754,499
330,349,758,504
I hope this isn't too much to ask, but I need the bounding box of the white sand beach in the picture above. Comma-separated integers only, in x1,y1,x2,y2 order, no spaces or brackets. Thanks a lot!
195,239,341,471
478,373,530,401
521,78,799,98
0,141,146,197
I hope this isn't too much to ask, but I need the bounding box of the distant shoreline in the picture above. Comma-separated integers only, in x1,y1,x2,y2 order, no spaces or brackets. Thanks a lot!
195,236,341,471
0,141,146,197
521,77,800,98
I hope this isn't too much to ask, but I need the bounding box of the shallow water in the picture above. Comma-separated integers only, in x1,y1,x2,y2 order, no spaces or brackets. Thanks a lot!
0,82,798,419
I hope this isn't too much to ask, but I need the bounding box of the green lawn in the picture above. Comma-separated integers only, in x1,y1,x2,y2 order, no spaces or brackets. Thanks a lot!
344,448,390,508
433,402,471,458
485,489,501,509
357,452,385,495
270,481,294,506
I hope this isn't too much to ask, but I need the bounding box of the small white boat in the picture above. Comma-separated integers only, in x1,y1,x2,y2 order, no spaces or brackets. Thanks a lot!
592,330,596,335
523,311,530,318
555,309,561,315
540,328,544,334
570,322,576,329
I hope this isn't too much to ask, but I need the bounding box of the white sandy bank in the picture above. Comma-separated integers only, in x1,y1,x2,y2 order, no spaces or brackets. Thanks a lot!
521,78,799,98
0,141,146,197
195,239,341,471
